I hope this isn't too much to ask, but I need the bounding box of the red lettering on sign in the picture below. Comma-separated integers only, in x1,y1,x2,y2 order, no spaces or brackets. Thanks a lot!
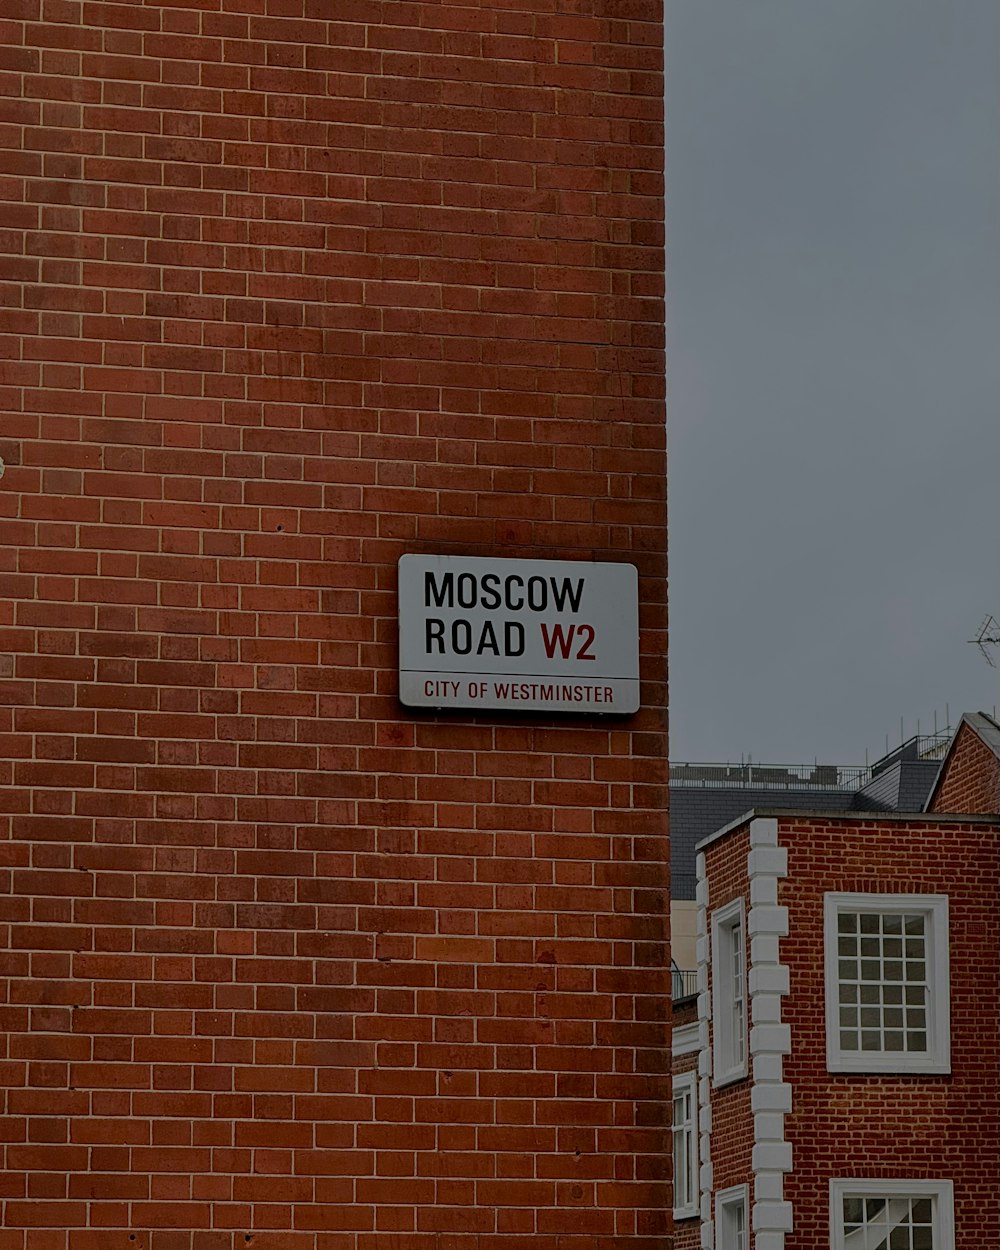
540,623,597,660
540,622,574,659
575,623,596,660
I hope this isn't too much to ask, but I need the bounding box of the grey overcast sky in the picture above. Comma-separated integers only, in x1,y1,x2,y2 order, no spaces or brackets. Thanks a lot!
664,0,1000,766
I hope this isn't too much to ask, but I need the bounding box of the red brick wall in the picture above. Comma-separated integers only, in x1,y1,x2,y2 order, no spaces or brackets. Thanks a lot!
0,1,668,1245
701,828,753,1207
779,816,1000,1249
928,722,1000,815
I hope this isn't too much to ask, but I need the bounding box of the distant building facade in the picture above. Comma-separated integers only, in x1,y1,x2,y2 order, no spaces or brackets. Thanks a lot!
672,713,1000,1249
669,735,947,974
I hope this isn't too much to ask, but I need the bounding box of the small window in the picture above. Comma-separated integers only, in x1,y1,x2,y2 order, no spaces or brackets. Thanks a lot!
672,1071,698,1219
711,897,747,1084
830,1179,954,1250
715,1184,748,1250
824,894,950,1074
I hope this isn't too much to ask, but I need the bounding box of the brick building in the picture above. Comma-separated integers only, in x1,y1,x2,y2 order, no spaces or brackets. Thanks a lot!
669,734,949,977
925,712,1000,817
677,715,1000,1249
0,2,668,1245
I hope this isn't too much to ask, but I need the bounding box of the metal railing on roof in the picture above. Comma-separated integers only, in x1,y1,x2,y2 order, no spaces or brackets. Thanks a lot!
912,732,953,761
670,762,868,791
669,728,954,796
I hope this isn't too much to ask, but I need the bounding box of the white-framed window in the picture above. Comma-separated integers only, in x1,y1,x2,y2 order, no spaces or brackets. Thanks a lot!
824,893,950,1074
711,897,747,1085
715,1183,749,1250
830,1178,955,1250
672,1070,698,1220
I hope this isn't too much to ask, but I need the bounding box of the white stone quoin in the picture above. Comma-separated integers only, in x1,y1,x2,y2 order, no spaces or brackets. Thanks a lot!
695,852,714,1250
747,818,792,1247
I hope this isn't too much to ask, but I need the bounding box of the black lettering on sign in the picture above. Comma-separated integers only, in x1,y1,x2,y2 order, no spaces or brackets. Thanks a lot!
426,619,445,652
425,572,452,608
426,619,527,658
481,573,502,610
504,575,524,610
423,569,584,613
551,577,584,613
477,621,500,656
527,576,547,611
452,619,472,654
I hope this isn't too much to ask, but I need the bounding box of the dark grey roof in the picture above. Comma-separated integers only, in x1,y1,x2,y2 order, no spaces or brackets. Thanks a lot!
671,758,939,901
670,785,856,900
670,718,998,900
851,759,939,812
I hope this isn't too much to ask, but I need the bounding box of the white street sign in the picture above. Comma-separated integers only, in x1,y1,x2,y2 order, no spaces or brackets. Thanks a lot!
398,555,640,714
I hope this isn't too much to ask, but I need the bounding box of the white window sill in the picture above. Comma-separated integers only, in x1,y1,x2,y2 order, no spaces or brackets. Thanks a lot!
712,1062,748,1088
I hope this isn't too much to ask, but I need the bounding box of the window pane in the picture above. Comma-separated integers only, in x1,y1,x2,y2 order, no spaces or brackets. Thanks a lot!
840,1191,939,1250
714,904,746,1080
673,1135,687,1205
717,1193,747,1250
672,1086,695,1212
831,901,942,1068
731,923,745,1066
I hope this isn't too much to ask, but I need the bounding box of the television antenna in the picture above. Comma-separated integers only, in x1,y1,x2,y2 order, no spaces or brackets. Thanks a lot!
969,615,1000,668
